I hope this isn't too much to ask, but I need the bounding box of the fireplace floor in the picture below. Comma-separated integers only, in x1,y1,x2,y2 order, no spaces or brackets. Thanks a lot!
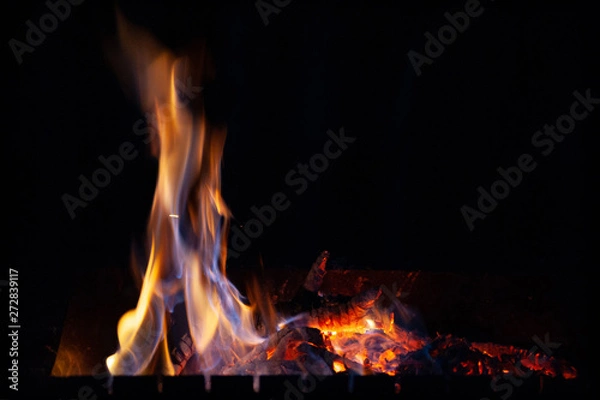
37,265,589,399
42,373,585,400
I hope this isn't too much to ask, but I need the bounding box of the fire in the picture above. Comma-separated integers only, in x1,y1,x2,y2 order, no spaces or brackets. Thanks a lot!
101,10,579,383
106,12,265,376
323,314,429,375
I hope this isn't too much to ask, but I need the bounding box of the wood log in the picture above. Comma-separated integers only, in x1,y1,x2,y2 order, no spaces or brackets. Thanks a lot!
167,253,380,375
221,327,363,375
166,301,195,375
303,250,329,292
220,326,321,374
279,286,382,337
283,250,331,314
304,286,382,331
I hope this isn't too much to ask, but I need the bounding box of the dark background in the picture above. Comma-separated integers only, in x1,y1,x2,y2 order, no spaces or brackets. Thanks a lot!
5,0,593,395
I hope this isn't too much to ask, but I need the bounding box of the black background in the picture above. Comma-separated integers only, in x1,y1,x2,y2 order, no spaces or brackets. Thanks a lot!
5,0,594,394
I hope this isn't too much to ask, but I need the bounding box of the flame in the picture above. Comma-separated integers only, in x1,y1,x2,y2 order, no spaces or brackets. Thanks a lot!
106,12,265,376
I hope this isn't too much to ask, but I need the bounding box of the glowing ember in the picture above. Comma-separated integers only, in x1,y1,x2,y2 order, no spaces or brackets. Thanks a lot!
333,360,346,373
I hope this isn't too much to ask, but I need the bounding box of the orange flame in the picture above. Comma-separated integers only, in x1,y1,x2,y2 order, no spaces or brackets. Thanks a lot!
106,11,265,376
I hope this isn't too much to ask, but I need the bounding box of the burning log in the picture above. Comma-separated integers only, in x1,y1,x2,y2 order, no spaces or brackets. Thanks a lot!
149,251,338,376
221,326,363,375
294,342,365,374
277,251,330,316
221,327,321,375
303,250,329,292
302,286,383,332
166,302,195,375
164,251,384,376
